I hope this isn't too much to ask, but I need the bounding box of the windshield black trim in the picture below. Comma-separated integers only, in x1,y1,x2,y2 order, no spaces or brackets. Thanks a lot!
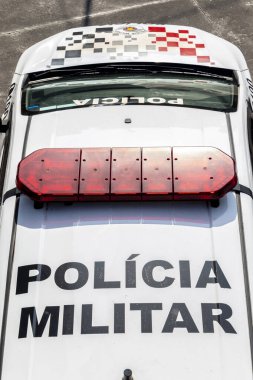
24,62,239,83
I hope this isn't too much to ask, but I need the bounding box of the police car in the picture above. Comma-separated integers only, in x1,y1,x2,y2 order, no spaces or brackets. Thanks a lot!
0,23,253,380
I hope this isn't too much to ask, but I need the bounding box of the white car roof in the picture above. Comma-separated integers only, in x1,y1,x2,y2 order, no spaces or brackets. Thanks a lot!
15,24,248,74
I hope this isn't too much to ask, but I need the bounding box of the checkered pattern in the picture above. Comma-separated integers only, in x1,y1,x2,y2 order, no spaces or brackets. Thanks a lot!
51,26,213,66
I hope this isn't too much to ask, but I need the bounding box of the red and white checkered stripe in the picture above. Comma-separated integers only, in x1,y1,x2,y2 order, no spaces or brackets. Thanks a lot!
51,25,213,66
148,26,211,64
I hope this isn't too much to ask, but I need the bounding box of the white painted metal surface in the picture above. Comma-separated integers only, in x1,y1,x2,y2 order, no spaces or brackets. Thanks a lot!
14,24,248,74
1,195,251,380
0,24,253,380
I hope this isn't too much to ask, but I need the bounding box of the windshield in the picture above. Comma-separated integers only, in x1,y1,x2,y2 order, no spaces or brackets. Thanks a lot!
22,70,238,114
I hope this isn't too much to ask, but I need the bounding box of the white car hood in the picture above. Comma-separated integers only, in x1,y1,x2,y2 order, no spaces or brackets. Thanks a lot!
24,105,230,153
15,24,248,74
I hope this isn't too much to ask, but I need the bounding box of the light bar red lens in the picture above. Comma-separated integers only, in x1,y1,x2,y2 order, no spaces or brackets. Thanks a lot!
111,148,141,200
142,147,173,199
16,149,80,201
173,147,237,200
16,147,237,202
79,148,111,200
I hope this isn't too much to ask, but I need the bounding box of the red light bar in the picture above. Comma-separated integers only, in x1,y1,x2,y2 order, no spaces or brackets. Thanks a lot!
142,147,173,200
173,147,237,200
79,148,111,201
16,149,80,202
111,148,141,200
16,147,237,202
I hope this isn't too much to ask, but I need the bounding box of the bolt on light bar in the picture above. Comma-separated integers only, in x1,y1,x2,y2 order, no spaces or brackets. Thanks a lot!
16,147,237,202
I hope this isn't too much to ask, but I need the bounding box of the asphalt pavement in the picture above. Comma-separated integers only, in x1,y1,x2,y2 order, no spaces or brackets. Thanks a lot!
0,0,253,113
